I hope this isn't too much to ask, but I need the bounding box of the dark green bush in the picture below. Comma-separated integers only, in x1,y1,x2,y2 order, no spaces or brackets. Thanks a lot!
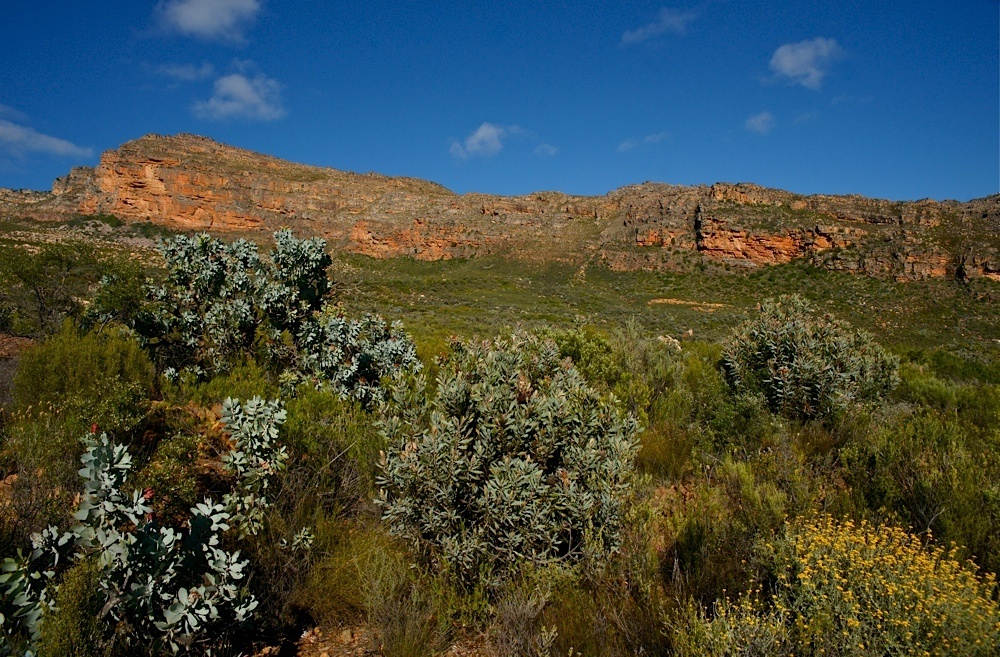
283,386,381,497
165,358,280,407
139,432,205,526
721,295,899,421
0,327,154,554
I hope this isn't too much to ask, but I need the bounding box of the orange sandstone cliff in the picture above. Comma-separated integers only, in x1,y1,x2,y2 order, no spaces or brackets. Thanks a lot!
2,133,997,281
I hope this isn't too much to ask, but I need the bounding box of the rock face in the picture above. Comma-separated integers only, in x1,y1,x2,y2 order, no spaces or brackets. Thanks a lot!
3,133,997,281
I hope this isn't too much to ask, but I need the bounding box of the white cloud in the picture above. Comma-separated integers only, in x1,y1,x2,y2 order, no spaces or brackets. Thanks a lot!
533,143,559,157
622,7,698,45
769,37,842,90
157,0,260,42
193,72,285,120
450,123,509,159
0,119,92,158
745,111,774,134
156,62,216,81
617,131,672,152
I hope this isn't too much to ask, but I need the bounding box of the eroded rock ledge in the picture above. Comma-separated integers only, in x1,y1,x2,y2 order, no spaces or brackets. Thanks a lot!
2,133,996,281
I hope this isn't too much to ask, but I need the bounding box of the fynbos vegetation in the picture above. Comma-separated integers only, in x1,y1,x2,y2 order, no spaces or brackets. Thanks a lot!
0,224,996,655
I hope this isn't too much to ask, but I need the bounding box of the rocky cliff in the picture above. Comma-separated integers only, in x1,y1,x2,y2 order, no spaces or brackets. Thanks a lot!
2,133,997,281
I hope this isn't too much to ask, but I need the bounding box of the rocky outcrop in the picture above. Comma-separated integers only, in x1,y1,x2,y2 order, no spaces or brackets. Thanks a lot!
2,133,997,282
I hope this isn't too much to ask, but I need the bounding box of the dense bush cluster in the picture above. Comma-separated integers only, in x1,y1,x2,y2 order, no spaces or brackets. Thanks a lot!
378,333,640,586
721,295,899,420
111,230,419,406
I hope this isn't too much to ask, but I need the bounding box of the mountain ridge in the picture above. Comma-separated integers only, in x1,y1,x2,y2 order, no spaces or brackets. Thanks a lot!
1,133,997,281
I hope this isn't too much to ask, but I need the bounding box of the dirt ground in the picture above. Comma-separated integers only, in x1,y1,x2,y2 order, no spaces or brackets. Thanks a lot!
257,626,496,657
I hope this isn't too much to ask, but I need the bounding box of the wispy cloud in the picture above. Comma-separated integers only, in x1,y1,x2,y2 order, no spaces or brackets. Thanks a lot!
617,131,671,152
769,37,842,90
193,71,285,120
156,0,260,42
745,111,774,134
0,119,92,158
533,143,559,157
0,104,29,122
622,7,698,45
155,62,216,81
450,123,512,159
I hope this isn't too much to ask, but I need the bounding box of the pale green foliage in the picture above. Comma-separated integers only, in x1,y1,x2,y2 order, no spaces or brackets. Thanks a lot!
292,313,421,408
220,397,289,538
120,229,418,406
0,526,68,654
0,406,290,654
721,295,898,420
377,333,640,587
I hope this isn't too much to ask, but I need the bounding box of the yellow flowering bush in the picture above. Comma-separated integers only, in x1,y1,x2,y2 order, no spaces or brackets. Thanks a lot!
671,516,1000,656
769,516,1000,656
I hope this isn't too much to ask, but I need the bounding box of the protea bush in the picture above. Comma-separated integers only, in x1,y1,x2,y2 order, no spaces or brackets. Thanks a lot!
377,332,640,588
721,295,898,420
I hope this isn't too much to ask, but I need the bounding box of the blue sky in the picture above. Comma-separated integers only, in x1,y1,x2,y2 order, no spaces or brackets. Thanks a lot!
0,1,997,201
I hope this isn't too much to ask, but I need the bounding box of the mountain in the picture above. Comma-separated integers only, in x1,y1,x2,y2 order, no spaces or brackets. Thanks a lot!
1,133,997,281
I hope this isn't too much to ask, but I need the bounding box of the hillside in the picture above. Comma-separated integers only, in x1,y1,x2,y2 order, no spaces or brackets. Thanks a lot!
1,133,997,281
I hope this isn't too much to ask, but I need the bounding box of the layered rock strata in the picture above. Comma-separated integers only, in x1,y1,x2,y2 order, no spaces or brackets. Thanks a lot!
2,134,996,281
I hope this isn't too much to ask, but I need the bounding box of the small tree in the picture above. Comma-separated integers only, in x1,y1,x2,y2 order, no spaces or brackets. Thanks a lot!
377,333,640,588
721,295,898,421
0,242,101,336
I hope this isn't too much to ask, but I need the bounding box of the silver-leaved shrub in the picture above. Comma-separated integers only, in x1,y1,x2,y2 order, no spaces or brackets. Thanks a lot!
721,295,899,421
0,396,289,655
119,230,418,406
377,333,640,588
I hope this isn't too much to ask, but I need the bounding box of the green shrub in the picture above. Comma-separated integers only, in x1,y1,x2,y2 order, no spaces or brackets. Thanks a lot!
542,321,680,428
283,386,382,498
0,242,101,336
378,332,639,588
139,432,205,526
841,410,1000,574
12,324,154,438
0,411,94,556
721,295,899,421
661,439,839,606
165,358,280,407
544,324,695,480
0,296,12,334
297,524,391,627
37,558,107,657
